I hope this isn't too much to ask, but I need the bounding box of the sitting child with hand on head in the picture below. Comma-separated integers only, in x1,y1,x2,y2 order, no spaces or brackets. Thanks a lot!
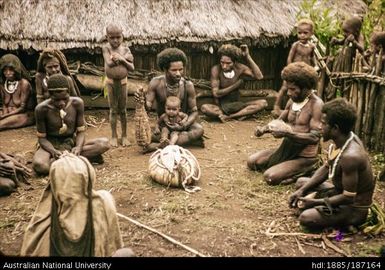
155,96,188,148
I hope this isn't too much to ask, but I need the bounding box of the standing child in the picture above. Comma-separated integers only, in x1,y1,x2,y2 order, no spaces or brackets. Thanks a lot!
272,19,317,118
156,96,188,148
102,24,134,147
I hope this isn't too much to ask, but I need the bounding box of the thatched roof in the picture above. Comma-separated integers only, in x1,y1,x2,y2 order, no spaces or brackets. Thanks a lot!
0,0,366,51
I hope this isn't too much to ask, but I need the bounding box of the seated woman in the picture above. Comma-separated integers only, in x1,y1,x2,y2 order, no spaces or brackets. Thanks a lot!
35,48,80,104
0,54,35,131
21,153,123,256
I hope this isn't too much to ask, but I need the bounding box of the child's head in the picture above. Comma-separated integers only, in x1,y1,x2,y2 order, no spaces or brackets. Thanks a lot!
296,19,314,44
106,24,123,48
370,31,385,54
165,96,181,117
342,16,362,39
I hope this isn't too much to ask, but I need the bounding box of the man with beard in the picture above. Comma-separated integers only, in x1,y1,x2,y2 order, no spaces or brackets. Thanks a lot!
200,44,267,122
135,48,204,152
288,98,375,230
247,62,323,185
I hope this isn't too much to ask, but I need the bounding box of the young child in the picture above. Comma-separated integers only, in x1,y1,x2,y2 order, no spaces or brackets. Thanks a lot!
156,96,188,148
330,16,365,54
364,31,385,74
102,24,134,147
272,18,317,118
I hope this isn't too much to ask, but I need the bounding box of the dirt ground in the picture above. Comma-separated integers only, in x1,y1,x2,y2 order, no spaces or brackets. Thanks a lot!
0,110,384,257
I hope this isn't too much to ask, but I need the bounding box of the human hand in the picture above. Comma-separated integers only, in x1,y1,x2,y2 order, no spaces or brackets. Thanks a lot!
271,129,287,138
134,88,145,104
254,126,266,137
330,37,337,46
288,189,304,208
153,126,160,135
297,197,319,209
271,108,281,119
240,44,250,57
346,34,355,43
51,149,63,160
167,123,184,131
71,146,82,156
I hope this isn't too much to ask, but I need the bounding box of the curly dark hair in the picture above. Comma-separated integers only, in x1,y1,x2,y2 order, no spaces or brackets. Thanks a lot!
47,74,70,92
322,98,357,134
370,31,385,49
342,16,362,38
281,62,318,90
217,44,241,62
156,48,187,71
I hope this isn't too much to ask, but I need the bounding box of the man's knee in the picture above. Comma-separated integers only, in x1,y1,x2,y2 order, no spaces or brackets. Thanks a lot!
200,104,209,114
0,178,16,196
298,209,318,228
33,159,50,175
263,171,281,186
110,107,118,115
247,156,257,171
97,138,111,152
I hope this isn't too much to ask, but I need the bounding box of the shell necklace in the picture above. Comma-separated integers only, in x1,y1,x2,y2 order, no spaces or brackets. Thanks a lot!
327,131,355,180
4,79,19,94
223,70,235,79
292,92,312,112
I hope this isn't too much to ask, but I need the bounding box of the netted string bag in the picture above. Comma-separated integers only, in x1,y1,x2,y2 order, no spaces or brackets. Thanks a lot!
148,145,201,193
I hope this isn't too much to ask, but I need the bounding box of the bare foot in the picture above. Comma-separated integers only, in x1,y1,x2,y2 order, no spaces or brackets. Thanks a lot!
121,137,131,147
218,114,230,123
142,143,159,154
110,137,118,147
159,138,169,148
280,178,296,185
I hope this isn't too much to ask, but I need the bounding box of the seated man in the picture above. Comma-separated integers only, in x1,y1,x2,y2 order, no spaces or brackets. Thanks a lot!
135,48,204,152
247,62,323,185
21,153,123,256
32,74,110,175
289,98,375,230
200,44,267,122
0,54,35,131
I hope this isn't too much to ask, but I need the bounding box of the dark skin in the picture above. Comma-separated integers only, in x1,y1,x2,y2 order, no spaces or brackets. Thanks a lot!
157,101,188,147
289,114,374,229
32,91,109,175
0,67,34,131
248,82,323,185
201,44,267,122
273,24,317,118
102,25,135,147
35,58,78,104
142,61,203,148
330,22,365,54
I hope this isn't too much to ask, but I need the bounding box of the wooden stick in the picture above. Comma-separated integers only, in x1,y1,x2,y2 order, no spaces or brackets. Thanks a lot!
321,235,349,257
117,213,207,257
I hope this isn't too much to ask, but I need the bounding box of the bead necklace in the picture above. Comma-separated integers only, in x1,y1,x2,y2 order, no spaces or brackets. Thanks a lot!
166,81,180,96
4,79,19,94
327,131,355,180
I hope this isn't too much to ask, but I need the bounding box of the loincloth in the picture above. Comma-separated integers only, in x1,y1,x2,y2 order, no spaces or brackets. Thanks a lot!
220,101,247,115
104,77,127,86
46,136,75,152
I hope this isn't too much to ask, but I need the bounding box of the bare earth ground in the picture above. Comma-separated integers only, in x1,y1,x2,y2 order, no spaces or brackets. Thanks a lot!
0,110,384,257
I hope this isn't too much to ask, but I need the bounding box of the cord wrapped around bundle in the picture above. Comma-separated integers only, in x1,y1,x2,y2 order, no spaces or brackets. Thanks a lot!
148,145,201,193
134,88,152,147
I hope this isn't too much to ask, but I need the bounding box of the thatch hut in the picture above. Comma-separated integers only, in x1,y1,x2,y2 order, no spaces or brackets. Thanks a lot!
0,0,367,107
